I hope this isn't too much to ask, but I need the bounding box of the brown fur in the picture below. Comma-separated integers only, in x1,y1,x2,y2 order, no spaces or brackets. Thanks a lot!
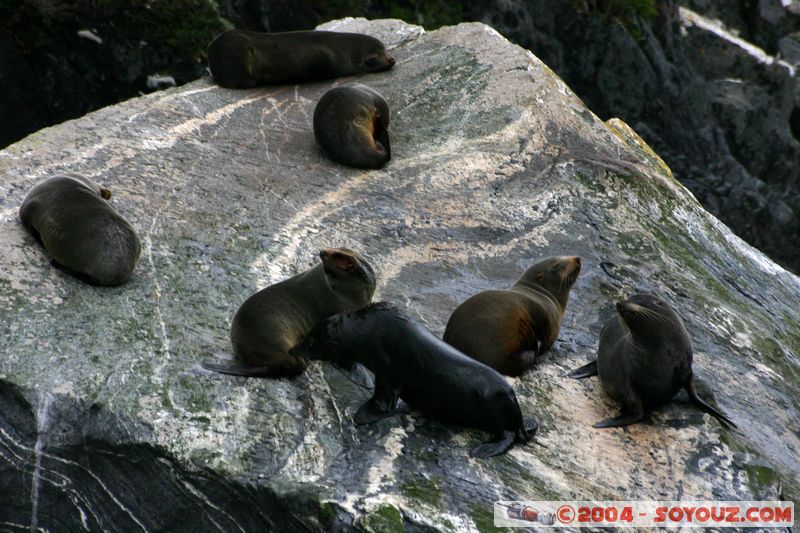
443,256,581,377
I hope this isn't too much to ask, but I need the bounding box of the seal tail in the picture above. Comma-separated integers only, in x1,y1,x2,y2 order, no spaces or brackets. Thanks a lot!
686,379,737,428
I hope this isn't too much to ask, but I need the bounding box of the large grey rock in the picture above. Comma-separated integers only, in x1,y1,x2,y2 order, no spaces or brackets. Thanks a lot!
1,18,798,531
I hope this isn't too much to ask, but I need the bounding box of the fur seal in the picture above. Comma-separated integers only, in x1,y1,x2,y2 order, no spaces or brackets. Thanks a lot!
203,248,376,378
443,256,581,376
568,293,736,428
290,302,538,458
207,29,395,89
313,84,390,169
19,174,141,286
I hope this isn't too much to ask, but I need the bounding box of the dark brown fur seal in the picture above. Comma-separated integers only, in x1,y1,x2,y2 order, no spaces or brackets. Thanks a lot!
568,293,736,428
203,248,376,378
19,174,141,286
291,302,538,458
207,30,395,89
443,256,581,376
313,84,390,169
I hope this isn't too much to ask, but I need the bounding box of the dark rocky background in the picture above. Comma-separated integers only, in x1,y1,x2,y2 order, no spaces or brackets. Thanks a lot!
2,0,799,273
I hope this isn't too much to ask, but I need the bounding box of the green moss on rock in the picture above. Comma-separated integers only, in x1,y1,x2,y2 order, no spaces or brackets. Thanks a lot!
401,476,442,507
361,504,405,533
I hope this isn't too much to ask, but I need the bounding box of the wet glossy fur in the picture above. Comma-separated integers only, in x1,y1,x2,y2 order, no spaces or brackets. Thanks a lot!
292,302,537,457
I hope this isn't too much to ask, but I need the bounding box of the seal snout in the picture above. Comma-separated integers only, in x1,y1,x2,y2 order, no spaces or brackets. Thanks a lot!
562,256,581,282
386,54,396,67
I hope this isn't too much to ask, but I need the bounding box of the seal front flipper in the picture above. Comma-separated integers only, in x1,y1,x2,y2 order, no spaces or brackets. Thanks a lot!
354,377,399,425
568,360,598,379
469,432,516,458
686,378,737,428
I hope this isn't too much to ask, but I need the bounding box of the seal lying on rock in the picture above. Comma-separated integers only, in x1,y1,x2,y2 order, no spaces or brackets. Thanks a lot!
19,174,141,286
291,302,539,458
207,29,395,88
313,84,391,169
568,293,736,428
443,256,581,376
203,248,376,378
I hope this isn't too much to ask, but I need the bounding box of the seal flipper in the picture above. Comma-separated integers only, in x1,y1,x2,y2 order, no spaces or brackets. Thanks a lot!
593,403,645,428
469,431,515,458
354,377,399,425
202,358,304,378
202,360,274,377
568,360,598,379
686,378,737,428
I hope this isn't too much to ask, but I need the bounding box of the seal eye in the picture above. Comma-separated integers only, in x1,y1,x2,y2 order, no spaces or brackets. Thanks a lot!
363,54,381,69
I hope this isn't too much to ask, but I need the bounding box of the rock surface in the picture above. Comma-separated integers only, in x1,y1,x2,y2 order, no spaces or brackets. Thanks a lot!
1,18,799,531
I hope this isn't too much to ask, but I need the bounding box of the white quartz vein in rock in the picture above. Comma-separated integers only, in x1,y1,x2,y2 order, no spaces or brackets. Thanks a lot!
29,393,53,532
680,7,797,76
0,423,148,531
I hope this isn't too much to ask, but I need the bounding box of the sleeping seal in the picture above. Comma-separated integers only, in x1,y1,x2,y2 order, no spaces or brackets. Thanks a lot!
313,84,391,169
19,174,141,286
207,29,395,88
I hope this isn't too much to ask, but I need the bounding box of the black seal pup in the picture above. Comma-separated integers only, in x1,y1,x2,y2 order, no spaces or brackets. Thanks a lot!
568,293,736,428
19,174,141,286
313,84,390,169
207,30,395,88
443,256,581,376
203,248,376,378
291,302,539,458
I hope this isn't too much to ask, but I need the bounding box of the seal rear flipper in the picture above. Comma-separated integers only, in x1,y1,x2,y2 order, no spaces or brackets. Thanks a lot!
469,431,515,458
686,379,737,428
568,360,598,379
593,408,645,428
202,359,291,378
